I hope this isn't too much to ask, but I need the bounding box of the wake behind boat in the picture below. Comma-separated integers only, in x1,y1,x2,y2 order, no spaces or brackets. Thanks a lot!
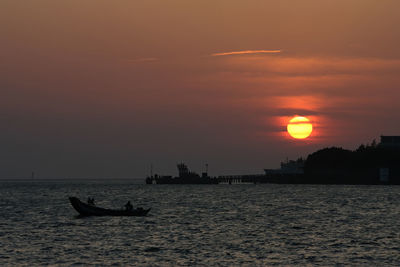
69,197,150,217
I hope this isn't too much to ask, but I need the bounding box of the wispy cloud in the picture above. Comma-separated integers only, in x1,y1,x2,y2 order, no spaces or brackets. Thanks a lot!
211,50,281,57
127,57,159,63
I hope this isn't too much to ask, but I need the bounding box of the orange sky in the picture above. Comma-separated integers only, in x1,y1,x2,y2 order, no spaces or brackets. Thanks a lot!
1,0,400,177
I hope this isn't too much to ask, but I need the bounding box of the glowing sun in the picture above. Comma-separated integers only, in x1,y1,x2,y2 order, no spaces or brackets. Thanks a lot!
287,116,313,139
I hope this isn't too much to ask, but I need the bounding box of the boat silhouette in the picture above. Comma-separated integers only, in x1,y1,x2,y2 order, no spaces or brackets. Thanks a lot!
146,163,219,184
69,197,150,216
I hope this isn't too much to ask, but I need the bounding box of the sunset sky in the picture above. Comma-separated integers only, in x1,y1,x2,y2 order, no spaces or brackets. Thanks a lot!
1,0,400,178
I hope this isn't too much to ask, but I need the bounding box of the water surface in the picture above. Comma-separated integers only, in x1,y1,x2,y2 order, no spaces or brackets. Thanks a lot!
0,180,399,266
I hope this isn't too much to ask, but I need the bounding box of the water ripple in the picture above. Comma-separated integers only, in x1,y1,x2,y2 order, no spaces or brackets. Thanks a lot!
0,181,399,265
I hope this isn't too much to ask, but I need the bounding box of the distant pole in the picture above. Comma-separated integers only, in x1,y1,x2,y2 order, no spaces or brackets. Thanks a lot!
150,164,153,177
31,172,35,179
206,163,208,173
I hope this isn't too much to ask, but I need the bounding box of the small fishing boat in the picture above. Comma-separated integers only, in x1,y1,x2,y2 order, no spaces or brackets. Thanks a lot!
69,197,150,217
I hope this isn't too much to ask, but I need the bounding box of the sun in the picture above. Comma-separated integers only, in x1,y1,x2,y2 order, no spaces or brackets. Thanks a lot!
287,116,313,139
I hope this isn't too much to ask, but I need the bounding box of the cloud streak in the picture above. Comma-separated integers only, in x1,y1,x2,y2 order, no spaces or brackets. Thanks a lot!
128,57,159,63
211,50,281,57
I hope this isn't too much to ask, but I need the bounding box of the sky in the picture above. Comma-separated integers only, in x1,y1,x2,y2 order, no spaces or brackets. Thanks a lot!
1,0,400,178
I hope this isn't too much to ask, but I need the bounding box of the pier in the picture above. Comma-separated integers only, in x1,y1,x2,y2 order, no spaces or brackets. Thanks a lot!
217,174,266,184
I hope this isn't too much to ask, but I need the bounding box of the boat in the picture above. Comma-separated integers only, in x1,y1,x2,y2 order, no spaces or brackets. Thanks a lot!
146,163,219,184
69,197,150,217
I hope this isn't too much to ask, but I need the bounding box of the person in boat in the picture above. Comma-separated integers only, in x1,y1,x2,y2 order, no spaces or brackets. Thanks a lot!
125,201,133,211
87,197,95,206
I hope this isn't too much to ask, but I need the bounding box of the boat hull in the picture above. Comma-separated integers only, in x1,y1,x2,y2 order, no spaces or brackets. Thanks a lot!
69,197,150,217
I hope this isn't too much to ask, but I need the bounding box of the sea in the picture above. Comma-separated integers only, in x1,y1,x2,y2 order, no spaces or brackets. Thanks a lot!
0,180,399,266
